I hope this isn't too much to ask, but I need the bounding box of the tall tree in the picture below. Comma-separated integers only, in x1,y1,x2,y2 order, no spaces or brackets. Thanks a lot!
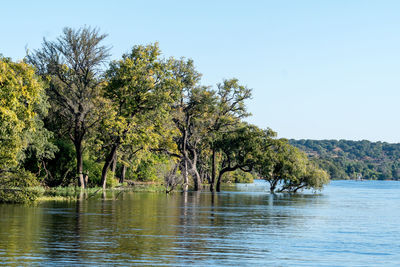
100,43,179,189
169,58,205,191
27,27,110,188
0,56,56,172
206,78,252,191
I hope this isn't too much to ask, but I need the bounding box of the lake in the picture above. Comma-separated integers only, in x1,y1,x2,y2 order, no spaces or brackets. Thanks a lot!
1,180,400,266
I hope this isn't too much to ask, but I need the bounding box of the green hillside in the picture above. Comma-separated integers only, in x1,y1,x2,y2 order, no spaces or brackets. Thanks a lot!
289,140,400,180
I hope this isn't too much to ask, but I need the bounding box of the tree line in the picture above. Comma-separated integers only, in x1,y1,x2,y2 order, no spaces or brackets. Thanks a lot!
290,139,400,180
0,26,329,201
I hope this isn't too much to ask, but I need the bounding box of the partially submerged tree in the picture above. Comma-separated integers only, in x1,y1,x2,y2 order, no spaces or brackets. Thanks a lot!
27,27,110,188
99,43,179,189
258,139,330,193
168,58,204,191
214,124,274,191
207,78,252,191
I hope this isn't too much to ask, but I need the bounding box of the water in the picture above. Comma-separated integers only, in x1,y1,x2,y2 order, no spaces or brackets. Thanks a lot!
1,180,400,266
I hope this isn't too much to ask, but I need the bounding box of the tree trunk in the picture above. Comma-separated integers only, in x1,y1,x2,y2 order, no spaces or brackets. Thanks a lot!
84,173,89,188
216,171,224,192
269,179,278,193
120,165,126,183
75,141,85,189
111,152,117,176
183,159,189,192
191,166,202,191
210,148,216,192
188,148,201,191
101,144,118,190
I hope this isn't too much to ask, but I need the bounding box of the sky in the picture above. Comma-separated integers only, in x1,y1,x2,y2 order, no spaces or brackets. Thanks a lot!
2,0,400,142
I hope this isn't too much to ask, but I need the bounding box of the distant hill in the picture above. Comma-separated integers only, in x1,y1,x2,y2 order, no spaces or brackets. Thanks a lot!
289,139,400,180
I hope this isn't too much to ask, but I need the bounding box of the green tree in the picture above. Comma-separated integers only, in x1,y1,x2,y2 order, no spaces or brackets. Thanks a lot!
0,57,55,202
259,139,329,193
99,43,179,189
207,78,252,191
27,27,110,188
0,57,54,172
168,58,209,191
214,124,273,191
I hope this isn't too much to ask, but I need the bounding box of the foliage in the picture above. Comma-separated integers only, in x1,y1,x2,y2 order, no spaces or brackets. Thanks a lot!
258,139,330,193
290,139,400,180
0,57,50,170
27,26,111,188
0,170,43,203
98,43,180,188
0,26,333,196
222,169,255,183
130,154,174,182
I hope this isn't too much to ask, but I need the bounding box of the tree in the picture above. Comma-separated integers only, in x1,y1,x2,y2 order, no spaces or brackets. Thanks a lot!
206,78,252,191
0,57,56,203
168,58,206,191
258,139,329,193
279,162,330,193
214,124,274,191
0,56,53,172
99,43,179,189
27,27,110,188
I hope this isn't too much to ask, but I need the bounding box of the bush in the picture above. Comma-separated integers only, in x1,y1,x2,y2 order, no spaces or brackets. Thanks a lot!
222,170,255,183
130,154,173,182
0,170,43,203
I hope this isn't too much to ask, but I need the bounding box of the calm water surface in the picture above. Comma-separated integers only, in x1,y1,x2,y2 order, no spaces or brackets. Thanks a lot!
1,180,400,266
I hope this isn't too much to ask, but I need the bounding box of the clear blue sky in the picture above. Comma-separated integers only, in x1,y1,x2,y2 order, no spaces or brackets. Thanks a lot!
2,0,400,142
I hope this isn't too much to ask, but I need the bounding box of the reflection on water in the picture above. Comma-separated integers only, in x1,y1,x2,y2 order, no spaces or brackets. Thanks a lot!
1,180,400,266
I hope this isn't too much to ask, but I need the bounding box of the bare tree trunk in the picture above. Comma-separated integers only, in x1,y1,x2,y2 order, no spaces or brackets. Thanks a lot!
111,152,117,178
216,171,223,192
84,173,89,188
183,159,189,192
210,148,216,192
191,167,202,191
189,149,201,191
75,141,85,189
120,165,127,183
101,145,118,190
269,179,278,193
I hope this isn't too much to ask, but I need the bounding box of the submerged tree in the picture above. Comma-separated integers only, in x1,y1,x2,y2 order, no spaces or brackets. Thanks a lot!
214,124,274,191
169,58,205,191
258,139,330,193
27,27,110,188
207,79,252,191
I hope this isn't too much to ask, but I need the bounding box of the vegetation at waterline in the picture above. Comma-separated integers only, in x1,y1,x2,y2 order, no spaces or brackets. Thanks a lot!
290,139,400,180
0,26,329,203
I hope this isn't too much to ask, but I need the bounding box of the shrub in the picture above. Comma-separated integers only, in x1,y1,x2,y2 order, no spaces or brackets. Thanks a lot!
0,170,43,203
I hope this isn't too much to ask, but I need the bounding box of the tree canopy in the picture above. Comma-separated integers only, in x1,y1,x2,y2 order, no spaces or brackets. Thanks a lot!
0,26,331,202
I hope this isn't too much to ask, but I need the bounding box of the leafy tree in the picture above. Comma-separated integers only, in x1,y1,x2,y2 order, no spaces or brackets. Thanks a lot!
259,139,329,193
27,26,110,188
207,78,252,191
214,124,273,191
99,43,179,189
0,57,55,202
168,58,207,191
0,57,48,171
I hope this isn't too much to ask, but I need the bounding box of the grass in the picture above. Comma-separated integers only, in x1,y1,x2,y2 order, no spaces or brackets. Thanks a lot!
34,182,169,201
